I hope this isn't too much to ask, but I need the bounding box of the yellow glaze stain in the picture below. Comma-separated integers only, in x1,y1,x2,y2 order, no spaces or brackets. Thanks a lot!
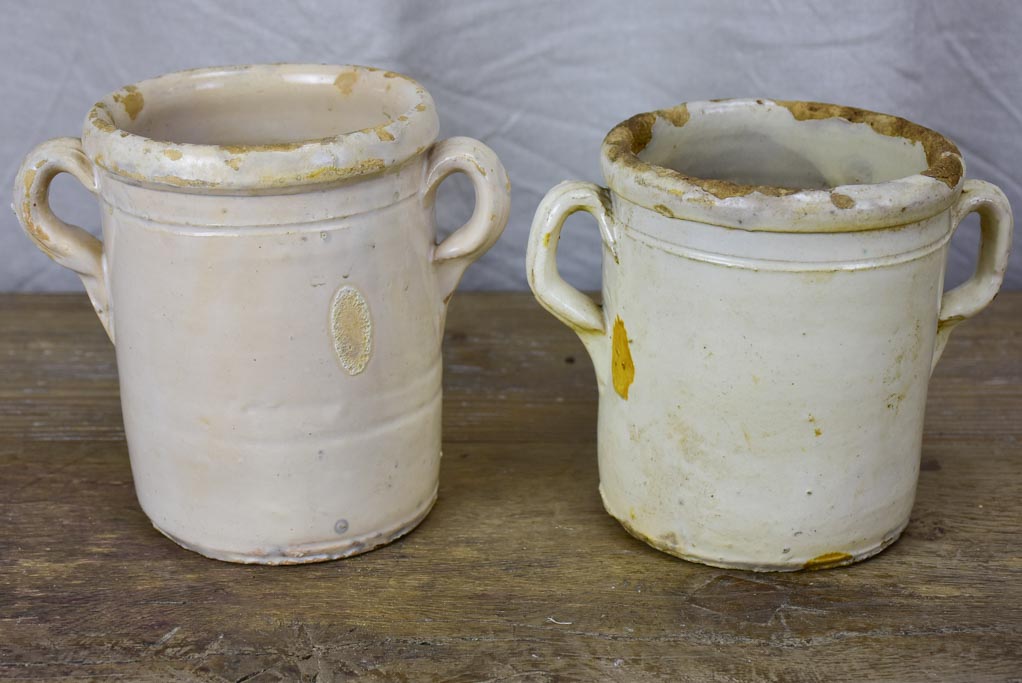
112,85,144,121
152,174,220,188
222,141,305,154
89,109,117,133
330,285,373,375
803,551,853,570
20,168,51,247
260,159,387,187
612,316,635,399
333,71,357,95
163,149,183,161
469,158,487,177
830,192,855,209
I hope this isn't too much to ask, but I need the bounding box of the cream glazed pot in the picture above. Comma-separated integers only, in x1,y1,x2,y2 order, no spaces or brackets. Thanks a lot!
13,64,510,563
527,99,1012,571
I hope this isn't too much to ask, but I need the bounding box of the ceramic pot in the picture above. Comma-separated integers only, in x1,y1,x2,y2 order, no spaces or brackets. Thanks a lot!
13,64,510,564
527,99,1012,571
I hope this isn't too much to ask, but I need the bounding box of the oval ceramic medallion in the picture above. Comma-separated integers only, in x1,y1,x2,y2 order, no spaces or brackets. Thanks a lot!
330,285,372,375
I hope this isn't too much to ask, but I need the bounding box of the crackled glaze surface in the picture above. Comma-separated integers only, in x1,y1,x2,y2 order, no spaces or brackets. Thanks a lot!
528,99,1012,571
13,64,510,563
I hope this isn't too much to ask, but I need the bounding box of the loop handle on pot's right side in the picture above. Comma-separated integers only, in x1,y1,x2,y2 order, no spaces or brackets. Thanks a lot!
931,179,1013,372
424,136,511,307
526,181,618,390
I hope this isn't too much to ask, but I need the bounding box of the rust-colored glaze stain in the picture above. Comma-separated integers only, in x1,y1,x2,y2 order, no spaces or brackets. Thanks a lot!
612,316,635,399
660,103,690,128
331,285,373,375
804,551,853,570
112,85,144,121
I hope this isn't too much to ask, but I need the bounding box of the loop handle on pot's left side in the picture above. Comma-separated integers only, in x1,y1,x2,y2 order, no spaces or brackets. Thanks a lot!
13,137,114,342
526,181,617,389
931,179,1013,372
424,137,511,305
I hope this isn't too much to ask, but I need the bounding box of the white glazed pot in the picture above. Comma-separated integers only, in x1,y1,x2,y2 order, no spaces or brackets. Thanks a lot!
527,99,1012,571
14,64,510,564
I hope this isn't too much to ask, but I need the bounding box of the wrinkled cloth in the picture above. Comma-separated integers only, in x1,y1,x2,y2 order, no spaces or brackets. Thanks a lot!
2,0,1019,291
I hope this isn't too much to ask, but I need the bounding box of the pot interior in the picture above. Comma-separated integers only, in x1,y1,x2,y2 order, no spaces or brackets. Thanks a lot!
107,66,417,147
638,102,932,191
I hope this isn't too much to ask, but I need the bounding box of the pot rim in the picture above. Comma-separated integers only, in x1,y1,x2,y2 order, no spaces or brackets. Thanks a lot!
600,98,965,232
82,64,439,193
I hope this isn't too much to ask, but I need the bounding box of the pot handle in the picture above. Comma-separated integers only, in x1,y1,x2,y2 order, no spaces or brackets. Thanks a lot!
931,179,1013,372
13,137,114,343
424,137,511,304
526,181,617,387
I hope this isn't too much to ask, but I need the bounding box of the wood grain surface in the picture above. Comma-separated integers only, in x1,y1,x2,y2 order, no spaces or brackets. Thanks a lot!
1,293,1020,682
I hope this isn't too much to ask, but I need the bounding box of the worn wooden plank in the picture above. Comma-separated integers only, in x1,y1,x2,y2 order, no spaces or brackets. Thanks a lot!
2,293,1020,444
1,293,1020,681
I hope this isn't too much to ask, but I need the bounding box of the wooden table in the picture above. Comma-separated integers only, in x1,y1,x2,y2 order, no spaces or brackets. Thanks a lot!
1,293,1019,682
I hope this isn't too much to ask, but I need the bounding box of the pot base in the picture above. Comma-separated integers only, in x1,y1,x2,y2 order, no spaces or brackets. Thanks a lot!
150,487,438,565
602,488,908,572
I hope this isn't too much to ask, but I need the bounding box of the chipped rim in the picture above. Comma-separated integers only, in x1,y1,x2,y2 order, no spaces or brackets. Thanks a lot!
82,64,439,193
601,98,965,232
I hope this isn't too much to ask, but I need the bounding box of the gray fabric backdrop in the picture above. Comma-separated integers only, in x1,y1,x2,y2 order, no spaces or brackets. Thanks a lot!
2,0,1019,292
